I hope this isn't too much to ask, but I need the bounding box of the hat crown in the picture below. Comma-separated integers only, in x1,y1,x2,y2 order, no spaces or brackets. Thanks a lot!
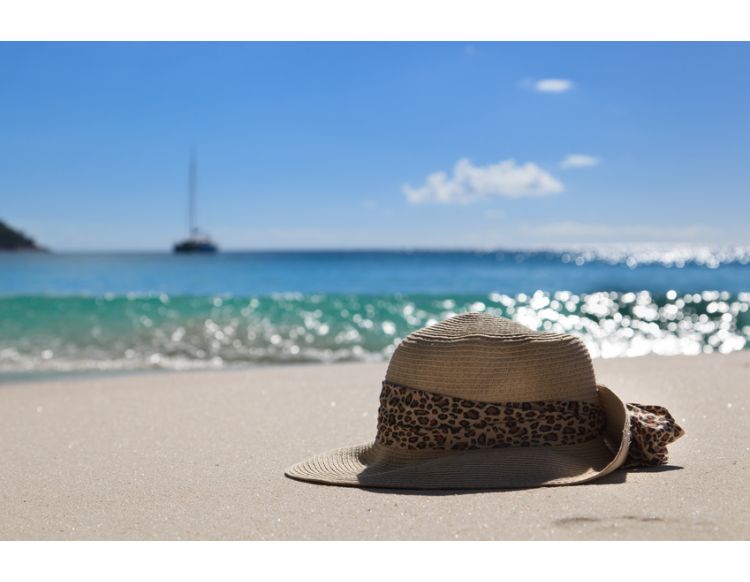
385,312,597,403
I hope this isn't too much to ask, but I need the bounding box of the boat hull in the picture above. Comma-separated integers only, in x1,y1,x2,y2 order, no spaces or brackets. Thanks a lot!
173,240,218,253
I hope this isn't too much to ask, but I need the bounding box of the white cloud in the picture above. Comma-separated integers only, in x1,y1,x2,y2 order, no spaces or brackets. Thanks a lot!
560,154,600,169
533,78,574,93
403,158,564,205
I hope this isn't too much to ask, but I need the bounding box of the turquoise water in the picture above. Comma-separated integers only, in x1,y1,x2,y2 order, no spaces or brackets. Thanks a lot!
1,249,749,376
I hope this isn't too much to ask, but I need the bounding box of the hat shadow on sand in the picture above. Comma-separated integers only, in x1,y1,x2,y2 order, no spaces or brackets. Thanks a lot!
358,464,683,497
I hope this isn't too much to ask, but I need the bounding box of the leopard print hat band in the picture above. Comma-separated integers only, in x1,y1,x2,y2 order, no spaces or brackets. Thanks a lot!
375,382,684,467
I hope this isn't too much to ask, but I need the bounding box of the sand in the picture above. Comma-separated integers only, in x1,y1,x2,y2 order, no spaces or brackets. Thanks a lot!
1,351,749,540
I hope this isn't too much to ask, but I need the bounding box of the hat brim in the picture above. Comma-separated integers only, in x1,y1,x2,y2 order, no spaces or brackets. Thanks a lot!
284,386,631,489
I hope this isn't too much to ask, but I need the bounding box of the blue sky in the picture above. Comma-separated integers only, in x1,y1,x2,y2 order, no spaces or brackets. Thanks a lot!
1,42,748,251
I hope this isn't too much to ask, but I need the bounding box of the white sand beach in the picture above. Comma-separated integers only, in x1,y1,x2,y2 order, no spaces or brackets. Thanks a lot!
1,351,748,540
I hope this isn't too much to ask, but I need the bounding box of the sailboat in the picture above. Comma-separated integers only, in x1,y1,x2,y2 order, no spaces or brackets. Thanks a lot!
173,149,218,253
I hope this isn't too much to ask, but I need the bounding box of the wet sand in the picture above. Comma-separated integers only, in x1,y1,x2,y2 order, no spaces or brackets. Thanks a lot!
1,352,748,539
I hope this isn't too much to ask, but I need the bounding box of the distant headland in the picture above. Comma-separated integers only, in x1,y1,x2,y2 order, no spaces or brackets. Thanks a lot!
0,220,46,251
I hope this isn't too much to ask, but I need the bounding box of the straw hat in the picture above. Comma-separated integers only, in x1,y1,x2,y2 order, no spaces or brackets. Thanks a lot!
286,313,683,489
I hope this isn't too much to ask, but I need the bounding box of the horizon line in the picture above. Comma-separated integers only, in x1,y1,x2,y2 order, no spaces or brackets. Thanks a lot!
4,243,750,255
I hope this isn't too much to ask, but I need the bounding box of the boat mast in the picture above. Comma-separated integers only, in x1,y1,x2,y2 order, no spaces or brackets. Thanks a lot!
188,148,197,237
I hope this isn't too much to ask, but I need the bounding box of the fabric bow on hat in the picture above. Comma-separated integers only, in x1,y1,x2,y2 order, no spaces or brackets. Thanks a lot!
623,403,685,467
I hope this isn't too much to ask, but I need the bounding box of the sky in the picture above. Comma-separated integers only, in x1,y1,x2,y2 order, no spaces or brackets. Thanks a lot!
1,42,749,251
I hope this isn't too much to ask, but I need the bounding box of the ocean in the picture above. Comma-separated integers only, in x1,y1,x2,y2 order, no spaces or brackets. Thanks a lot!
2,248,749,378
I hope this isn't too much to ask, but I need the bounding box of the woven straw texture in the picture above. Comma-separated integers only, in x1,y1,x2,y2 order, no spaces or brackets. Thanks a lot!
385,313,598,403
285,313,630,489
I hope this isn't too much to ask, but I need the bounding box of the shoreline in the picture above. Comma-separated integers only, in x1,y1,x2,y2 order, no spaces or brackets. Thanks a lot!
2,348,749,386
0,358,387,385
1,351,749,539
